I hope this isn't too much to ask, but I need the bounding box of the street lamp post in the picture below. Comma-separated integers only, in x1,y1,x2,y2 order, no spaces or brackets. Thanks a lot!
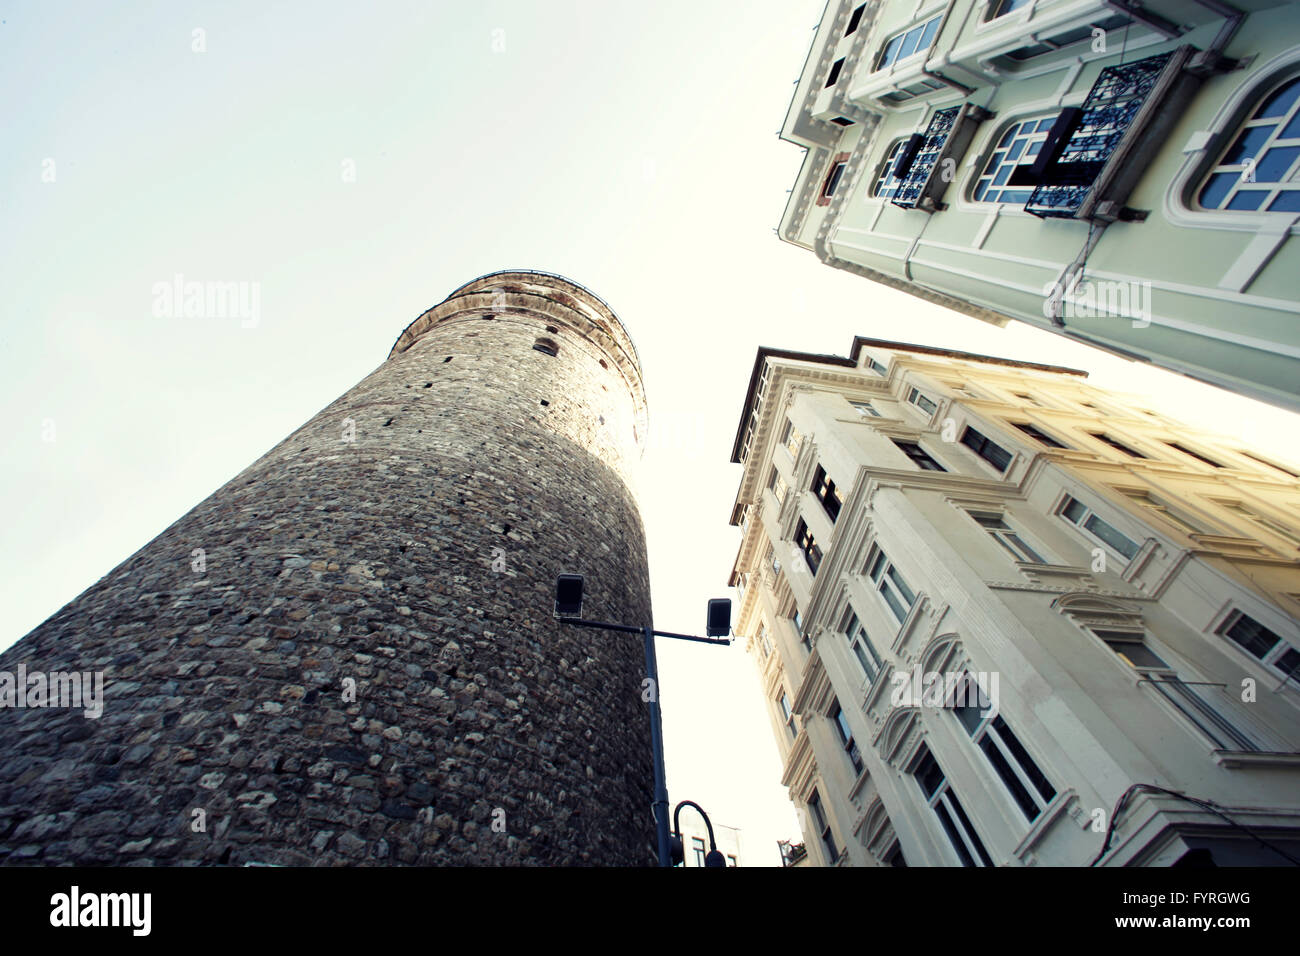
671,799,728,868
554,574,731,867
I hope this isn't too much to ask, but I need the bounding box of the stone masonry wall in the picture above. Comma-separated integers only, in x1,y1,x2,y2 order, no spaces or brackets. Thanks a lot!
0,272,656,866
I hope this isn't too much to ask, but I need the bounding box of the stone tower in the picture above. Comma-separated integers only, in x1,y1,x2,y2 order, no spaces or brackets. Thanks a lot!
0,271,655,866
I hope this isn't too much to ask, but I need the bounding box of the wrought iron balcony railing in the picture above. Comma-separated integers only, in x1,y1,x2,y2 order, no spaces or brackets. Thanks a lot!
1024,48,1200,220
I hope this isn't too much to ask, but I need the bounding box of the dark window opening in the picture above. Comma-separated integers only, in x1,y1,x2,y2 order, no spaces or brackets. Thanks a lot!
533,338,559,357
1091,432,1148,458
826,57,844,88
811,464,842,522
823,161,847,198
892,439,946,471
807,790,838,864
831,116,855,127
545,325,558,333
795,518,823,576
960,426,1013,472
845,4,865,35
1165,442,1222,468
1240,452,1299,478
383,418,394,426
540,399,550,407
444,356,453,363
1012,421,1068,448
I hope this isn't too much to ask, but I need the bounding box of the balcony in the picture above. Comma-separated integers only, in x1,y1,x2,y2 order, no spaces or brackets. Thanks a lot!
891,103,993,212
778,840,809,867
1024,47,1201,221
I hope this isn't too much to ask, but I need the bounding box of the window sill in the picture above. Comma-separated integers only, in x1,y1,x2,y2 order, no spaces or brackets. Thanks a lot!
1012,561,1093,577
1012,788,1079,861
1212,750,1300,769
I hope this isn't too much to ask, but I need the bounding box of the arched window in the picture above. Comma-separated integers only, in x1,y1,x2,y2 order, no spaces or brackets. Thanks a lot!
871,139,907,200
971,113,1058,205
533,337,559,357
1197,74,1300,213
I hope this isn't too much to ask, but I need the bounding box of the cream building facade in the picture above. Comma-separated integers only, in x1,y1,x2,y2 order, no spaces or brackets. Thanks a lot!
779,0,1300,411
677,819,743,867
728,337,1300,866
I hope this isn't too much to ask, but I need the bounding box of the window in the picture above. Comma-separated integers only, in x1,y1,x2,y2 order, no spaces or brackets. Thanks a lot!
532,338,559,356
825,57,845,88
779,691,798,740
874,15,942,71
1119,489,1210,536
892,107,960,208
1060,495,1139,560
766,542,782,576
851,400,881,417
792,606,809,651
840,606,882,682
781,420,802,459
822,160,847,198
811,464,842,522
1001,14,1132,62
756,624,772,660
1164,441,1222,469
912,745,993,867
768,466,788,508
726,854,737,867
878,77,946,104
892,439,946,472
866,357,888,375
1240,451,1299,478
987,0,1030,18
1199,75,1300,214
845,4,865,36
883,841,908,867
1214,499,1300,546
830,701,864,776
1012,422,1069,449
831,116,855,127
867,545,916,624
906,387,937,415
973,115,1056,204
691,836,706,867
1024,49,1173,218
953,677,1055,821
871,139,908,200
1091,432,1148,459
795,518,823,575
807,790,839,864
969,511,1044,563
1217,611,1300,685
1098,630,1260,751
960,426,1013,473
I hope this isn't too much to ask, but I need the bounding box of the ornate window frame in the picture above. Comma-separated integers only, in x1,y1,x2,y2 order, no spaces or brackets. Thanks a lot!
1165,47,1300,235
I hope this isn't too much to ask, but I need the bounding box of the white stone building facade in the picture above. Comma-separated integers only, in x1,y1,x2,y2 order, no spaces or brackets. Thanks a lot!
780,0,1300,411
728,338,1300,866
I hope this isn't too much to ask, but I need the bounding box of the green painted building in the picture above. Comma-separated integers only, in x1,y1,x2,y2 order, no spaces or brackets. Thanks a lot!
780,0,1300,411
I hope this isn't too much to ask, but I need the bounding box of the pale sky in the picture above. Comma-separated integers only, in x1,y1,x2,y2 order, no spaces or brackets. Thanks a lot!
3,0,1297,866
